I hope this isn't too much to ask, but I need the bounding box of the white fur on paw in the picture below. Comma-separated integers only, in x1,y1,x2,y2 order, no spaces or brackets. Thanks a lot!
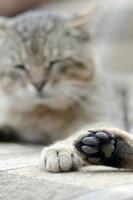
41,145,83,172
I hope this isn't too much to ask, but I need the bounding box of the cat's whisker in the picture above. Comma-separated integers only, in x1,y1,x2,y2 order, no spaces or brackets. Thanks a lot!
59,87,80,101
59,84,94,109
60,88,86,105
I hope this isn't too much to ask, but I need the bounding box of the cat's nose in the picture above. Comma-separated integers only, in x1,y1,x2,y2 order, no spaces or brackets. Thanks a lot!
32,80,46,92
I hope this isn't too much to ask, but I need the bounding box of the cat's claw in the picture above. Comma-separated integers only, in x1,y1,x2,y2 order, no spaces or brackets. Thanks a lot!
41,145,83,172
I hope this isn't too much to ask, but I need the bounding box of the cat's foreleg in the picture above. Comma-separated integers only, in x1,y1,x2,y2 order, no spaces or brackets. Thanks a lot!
41,122,133,172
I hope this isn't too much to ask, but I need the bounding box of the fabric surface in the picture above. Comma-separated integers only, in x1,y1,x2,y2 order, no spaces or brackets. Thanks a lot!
77,185,133,200
1,143,133,200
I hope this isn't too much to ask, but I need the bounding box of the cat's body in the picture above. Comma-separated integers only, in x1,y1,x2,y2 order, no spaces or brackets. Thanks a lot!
1,10,133,172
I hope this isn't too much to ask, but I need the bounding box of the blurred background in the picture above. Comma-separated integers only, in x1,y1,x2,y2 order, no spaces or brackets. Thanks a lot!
0,0,95,16
0,0,133,73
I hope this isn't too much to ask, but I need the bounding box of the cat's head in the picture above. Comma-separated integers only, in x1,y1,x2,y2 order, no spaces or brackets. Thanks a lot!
0,8,98,111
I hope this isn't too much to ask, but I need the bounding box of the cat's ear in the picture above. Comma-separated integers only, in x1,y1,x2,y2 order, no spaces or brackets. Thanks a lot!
66,4,100,40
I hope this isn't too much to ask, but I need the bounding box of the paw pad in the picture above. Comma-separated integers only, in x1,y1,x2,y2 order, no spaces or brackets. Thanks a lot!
75,130,116,164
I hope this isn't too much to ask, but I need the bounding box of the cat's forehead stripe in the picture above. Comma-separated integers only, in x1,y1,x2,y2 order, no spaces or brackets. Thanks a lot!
12,12,68,40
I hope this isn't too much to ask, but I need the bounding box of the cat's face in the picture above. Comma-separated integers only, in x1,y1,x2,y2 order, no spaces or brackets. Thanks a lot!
0,12,96,111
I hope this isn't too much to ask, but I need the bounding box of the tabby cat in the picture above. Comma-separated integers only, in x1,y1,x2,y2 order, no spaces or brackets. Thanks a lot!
0,9,133,172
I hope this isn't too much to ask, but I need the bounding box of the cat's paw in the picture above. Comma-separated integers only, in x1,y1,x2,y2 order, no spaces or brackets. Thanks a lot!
74,128,118,166
41,145,83,172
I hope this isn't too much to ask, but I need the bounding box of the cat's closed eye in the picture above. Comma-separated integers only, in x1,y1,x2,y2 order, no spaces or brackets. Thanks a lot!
59,60,86,76
47,60,69,76
15,64,26,71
